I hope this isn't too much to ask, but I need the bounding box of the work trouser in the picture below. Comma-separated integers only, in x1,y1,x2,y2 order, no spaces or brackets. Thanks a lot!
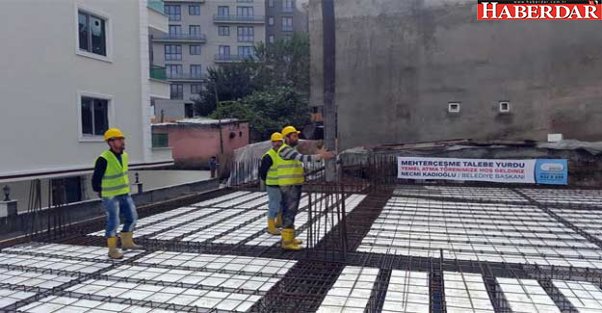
281,185,302,229
266,185,282,219
102,194,138,237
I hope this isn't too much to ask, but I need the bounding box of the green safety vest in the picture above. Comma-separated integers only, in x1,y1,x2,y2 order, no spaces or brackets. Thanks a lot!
100,150,130,197
263,149,281,186
277,144,305,186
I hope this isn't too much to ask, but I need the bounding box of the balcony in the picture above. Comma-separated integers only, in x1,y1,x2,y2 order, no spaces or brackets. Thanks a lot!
153,33,207,43
150,65,167,80
150,66,170,99
166,72,207,81
147,0,164,13
147,0,168,33
213,15,265,24
214,54,254,63
282,25,294,32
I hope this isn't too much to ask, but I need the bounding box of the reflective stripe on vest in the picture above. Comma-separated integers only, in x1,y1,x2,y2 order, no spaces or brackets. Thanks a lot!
263,149,281,186
100,150,130,197
276,144,304,186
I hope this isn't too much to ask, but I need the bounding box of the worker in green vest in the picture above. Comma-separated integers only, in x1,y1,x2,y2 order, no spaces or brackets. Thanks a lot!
92,128,142,259
259,132,284,235
278,126,335,251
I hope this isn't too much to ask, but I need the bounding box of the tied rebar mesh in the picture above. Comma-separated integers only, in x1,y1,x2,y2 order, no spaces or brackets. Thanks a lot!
3,151,602,312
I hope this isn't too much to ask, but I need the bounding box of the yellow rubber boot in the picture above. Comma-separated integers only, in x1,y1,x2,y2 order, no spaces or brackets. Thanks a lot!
267,218,281,235
275,213,282,228
120,232,143,250
281,228,302,251
107,237,124,259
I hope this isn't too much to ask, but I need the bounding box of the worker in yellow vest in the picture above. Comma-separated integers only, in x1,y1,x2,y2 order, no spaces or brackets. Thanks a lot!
278,126,335,251
259,132,284,235
92,128,142,259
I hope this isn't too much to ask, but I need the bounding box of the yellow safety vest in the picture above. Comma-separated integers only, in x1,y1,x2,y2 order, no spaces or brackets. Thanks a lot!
263,149,281,186
100,150,130,197
277,144,305,186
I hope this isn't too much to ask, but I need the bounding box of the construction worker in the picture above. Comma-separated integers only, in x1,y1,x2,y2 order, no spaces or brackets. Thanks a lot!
259,132,284,235
278,126,335,251
92,128,142,259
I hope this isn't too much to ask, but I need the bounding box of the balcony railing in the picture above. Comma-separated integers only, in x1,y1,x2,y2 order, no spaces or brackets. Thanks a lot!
213,15,265,23
153,33,207,42
147,0,165,13
166,72,207,80
150,65,167,80
214,54,254,62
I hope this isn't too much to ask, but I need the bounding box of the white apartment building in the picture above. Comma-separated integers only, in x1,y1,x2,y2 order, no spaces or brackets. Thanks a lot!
152,0,266,122
0,0,173,206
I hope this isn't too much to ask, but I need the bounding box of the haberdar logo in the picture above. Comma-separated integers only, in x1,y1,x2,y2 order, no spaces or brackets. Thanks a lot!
478,0,602,20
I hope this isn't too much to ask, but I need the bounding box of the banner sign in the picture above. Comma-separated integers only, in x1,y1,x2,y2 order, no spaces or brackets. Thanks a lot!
535,159,568,185
397,157,536,184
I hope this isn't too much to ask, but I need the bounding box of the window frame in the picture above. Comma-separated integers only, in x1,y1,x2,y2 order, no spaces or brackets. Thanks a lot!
170,84,184,100
164,4,182,21
218,26,230,36
190,45,202,55
77,91,114,142
237,26,254,42
188,4,201,16
165,44,182,61
75,6,112,63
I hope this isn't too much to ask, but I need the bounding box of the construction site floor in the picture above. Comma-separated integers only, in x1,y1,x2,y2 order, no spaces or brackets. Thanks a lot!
2,185,602,312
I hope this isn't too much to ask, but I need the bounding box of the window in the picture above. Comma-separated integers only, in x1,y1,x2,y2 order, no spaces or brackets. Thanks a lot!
191,84,203,95
190,45,201,55
448,102,461,113
499,101,511,113
237,6,253,17
166,64,182,78
238,46,253,58
170,84,184,99
189,4,200,16
81,97,109,136
169,25,182,35
185,104,194,118
164,5,181,21
268,17,274,26
78,11,107,56
218,26,230,36
268,0,274,7
152,133,169,148
268,35,275,43
283,0,294,13
218,6,230,17
189,25,201,36
190,65,203,78
282,17,293,32
219,45,231,56
165,45,182,61
237,27,254,42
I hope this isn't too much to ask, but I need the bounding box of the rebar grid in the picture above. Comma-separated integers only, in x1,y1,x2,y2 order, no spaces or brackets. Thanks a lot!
4,154,602,312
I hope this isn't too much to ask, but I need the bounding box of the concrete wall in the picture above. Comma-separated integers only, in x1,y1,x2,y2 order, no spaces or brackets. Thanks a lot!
0,0,171,179
309,0,602,150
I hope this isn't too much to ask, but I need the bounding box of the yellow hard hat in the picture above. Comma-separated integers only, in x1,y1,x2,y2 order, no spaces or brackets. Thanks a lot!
104,128,125,141
281,126,301,137
270,132,283,142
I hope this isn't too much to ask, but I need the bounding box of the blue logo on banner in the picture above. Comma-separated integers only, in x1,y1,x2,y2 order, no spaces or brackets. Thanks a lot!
535,159,568,185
